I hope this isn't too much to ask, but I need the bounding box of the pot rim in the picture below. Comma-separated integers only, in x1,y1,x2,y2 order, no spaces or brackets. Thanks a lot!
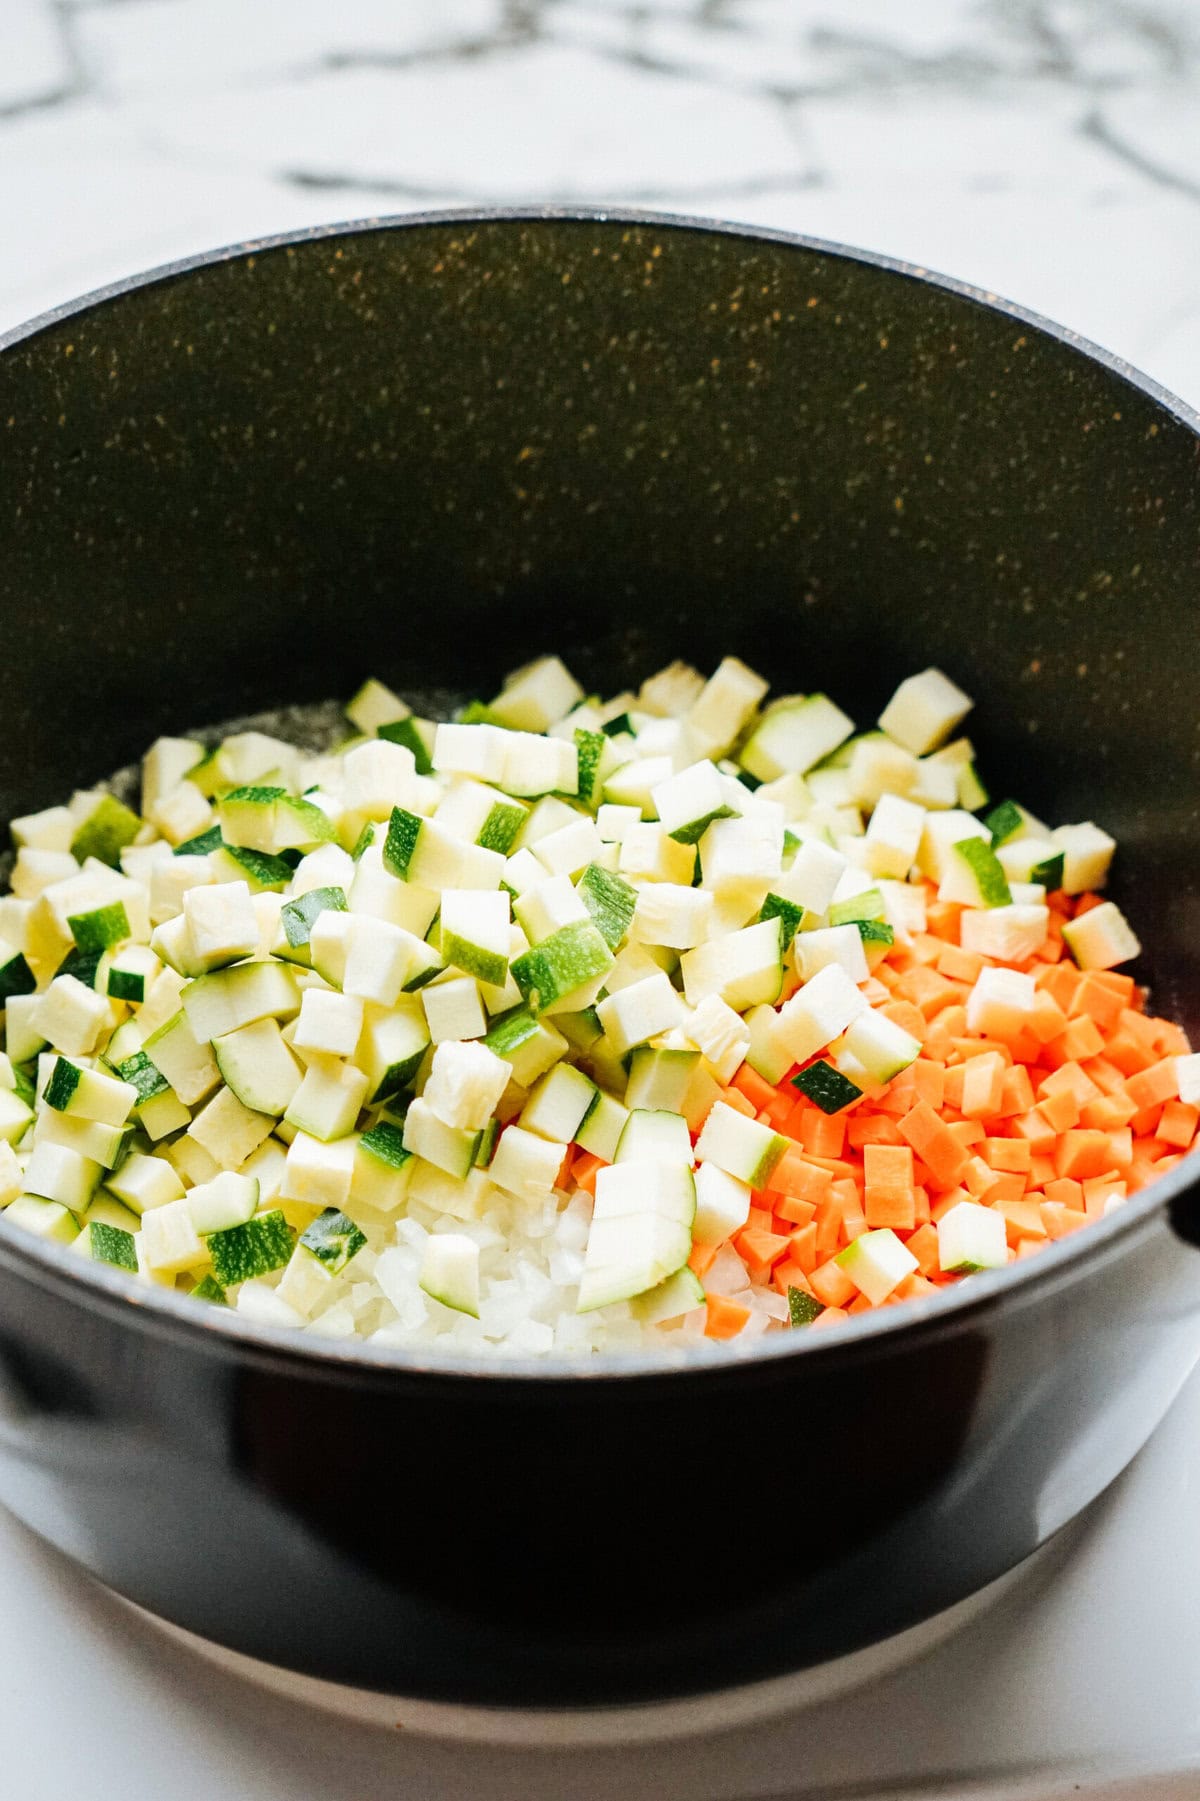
1,203,1197,1382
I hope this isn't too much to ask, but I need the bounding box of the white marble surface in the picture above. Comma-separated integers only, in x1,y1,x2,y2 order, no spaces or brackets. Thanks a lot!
2,0,1200,407
3,9,1200,1798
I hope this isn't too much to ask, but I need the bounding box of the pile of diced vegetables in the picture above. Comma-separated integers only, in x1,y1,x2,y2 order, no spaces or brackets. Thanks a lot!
0,652,1192,1354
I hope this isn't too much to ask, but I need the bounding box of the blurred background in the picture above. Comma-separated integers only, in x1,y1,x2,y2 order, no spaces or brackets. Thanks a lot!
4,0,1199,403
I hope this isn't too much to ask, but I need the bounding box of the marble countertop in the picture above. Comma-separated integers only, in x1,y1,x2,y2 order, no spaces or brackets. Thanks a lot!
4,0,1200,405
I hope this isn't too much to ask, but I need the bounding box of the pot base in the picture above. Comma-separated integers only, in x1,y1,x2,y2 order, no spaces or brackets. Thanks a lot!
116,1544,1052,1745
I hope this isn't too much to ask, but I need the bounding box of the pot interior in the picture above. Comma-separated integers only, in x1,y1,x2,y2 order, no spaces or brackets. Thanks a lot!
1,214,1198,1031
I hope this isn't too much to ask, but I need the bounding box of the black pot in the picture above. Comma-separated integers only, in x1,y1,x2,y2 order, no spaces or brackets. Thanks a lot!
1,210,1199,1709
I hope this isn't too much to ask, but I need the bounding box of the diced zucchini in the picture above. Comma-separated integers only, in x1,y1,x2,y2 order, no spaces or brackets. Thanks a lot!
70,793,142,866
141,1010,221,1105
419,1233,480,1316
186,1171,260,1234
614,1108,694,1166
629,1266,705,1324
299,1206,366,1273
836,1227,917,1304
792,1059,863,1114
402,1096,481,1180
740,695,854,781
692,1161,752,1246
180,961,301,1043
206,1209,294,1287
519,1062,597,1142
4,1195,81,1244
694,1101,786,1187
512,922,613,1016
574,1088,628,1161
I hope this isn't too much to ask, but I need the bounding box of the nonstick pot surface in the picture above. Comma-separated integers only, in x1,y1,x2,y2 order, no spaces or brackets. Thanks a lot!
1,207,1199,1354
0,214,1199,1705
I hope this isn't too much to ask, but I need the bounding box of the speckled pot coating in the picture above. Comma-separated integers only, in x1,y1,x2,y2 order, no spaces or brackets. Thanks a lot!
1,212,1200,1706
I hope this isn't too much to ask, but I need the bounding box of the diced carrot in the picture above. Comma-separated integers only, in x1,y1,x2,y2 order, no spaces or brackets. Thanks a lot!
930,1184,971,1222
1081,1055,1128,1096
1040,1061,1102,1105
864,1186,916,1231
936,943,984,984
788,1222,819,1273
1043,1176,1084,1209
942,1064,965,1110
992,1170,1029,1205
1090,969,1135,1003
996,1064,1036,1117
800,1109,847,1159
881,999,929,1039
771,1259,815,1298
810,1258,857,1309
1028,991,1069,1045
1007,1030,1044,1068
774,1196,817,1234
1060,1015,1107,1060
999,1199,1048,1243
810,1305,850,1329
960,1052,1007,1119
914,931,950,963
923,1005,968,1060
721,1086,758,1118
895,1272,941,1301
1038,1088,1080,1133
874,1065,916,1108
894,965,951,1011
863,1143,915,1187
1079,1092,1139,1131
847,1114,905,1148
1015,1103,1055,1142
1131,1102,1165,1138
963,1155,1001,1199
778,1100,809,1143
704,1293,753,1339
925,900,963,941
1082,1174,1126,1217
571,1150,606,1196
762,1092,793,1128
1073,892,1106,916
913,1060,947,1109
1069,972,1128,1031
1158,1099,1198,1149
814,1202,842,1262
1124,1058,1181,1111
1104,1032,1156,1077
735,1226,792,1268
841,1202,869,1243
767,1149,832,1205
688,1241,718,1278
732,1064,779,1113
898,1100,970,1187
1054,1129,1115,1180
1156,1020,1192,1056
1036,962,1082,1009
1039,1200,1088,1240
906,1222,941,1276
1106,1128,1133,1168
984,1137,1032,1173
1120,1007,1162,1049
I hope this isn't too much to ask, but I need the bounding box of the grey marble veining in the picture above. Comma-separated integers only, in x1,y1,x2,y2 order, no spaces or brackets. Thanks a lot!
2,0,1199,403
